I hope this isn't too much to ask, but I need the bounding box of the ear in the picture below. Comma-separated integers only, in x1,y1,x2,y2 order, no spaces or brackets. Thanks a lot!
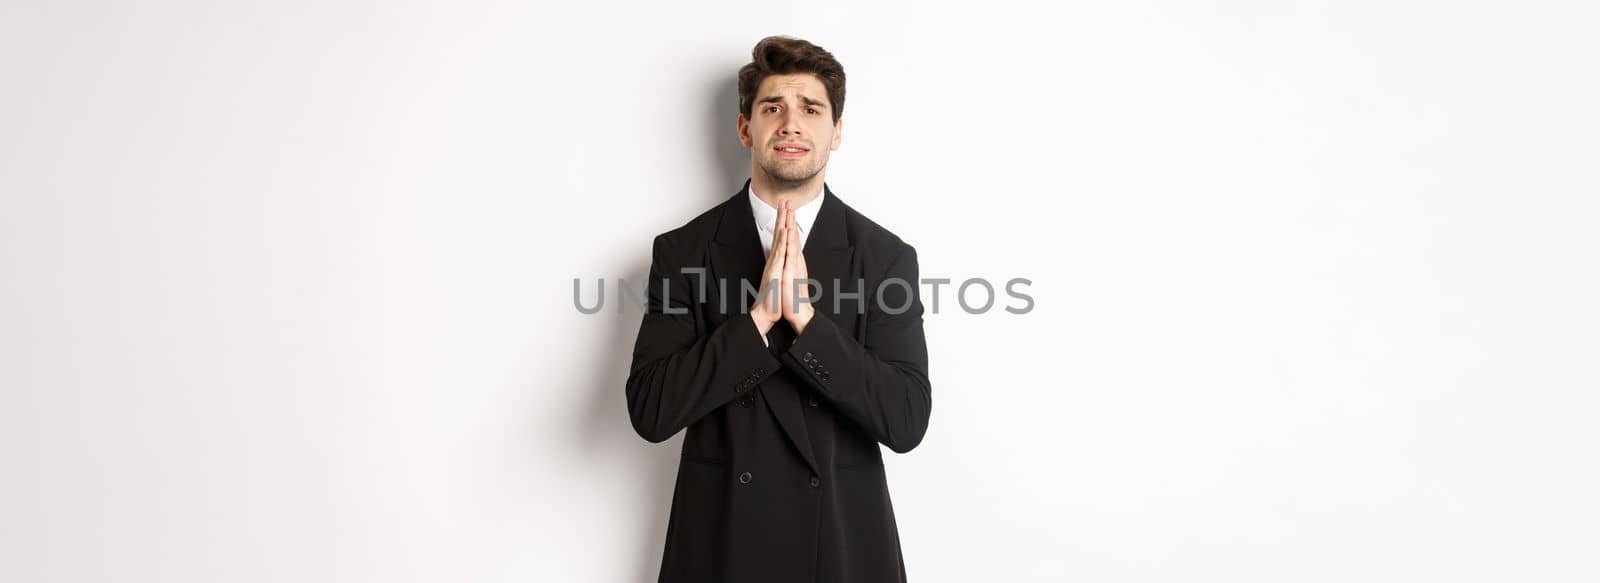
830,117,843,150
737,114,752,147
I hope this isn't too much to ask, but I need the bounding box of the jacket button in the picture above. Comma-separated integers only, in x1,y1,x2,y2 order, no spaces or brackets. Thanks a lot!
808,397,818,407
739,397,754,408
809,476,820,488
738,471,753,484
803,352,814,362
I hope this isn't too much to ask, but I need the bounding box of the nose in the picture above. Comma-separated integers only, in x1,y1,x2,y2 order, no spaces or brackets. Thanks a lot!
779,109,803,136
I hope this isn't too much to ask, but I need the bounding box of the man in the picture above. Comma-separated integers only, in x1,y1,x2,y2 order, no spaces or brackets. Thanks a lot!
625,36,932,583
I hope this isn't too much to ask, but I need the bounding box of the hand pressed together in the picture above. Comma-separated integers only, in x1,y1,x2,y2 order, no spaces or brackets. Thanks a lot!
749,199,815,338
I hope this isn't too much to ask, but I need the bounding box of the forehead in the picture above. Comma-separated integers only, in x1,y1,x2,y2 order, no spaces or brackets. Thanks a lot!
756,73,829,104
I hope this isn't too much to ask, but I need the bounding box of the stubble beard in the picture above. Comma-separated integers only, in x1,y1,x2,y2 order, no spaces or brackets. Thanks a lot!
758,150,826,190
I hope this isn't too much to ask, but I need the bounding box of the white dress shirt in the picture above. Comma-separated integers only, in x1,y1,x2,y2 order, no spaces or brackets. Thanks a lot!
750,182,824,255
748,182,825,347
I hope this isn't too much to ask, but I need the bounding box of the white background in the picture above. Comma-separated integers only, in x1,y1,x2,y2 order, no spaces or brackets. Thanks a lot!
3,1,1598,581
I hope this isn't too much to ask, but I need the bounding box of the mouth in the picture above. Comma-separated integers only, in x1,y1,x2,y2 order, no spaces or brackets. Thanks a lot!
773,144,810,159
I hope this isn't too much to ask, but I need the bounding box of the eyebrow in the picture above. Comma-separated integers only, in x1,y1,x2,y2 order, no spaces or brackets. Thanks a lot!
756,94,829,109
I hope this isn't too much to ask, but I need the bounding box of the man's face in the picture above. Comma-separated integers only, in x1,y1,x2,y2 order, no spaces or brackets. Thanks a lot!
738,73,843,187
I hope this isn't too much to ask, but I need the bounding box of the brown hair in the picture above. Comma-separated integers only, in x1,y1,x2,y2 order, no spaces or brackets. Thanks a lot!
738,36,846,124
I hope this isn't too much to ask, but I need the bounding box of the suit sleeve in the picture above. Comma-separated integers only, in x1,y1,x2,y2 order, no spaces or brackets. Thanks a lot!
782,244,932,454
625,234,782,443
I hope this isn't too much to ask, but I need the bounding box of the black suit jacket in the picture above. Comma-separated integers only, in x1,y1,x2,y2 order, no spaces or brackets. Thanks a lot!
626,179,932,582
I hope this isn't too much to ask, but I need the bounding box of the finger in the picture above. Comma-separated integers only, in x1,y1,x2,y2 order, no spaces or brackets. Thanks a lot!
771,227,785,275
787,223,803,309
766,229,786,306
780,200,791,240
786,221,798,270
794,225,807,271
770,202,781,260
769,224,784,265
768,233,780,275
780,202,793,257
777,203,789,248
786,229,798,279
769,225,788,311
766,255,780,290
766,202,785,263
792,220,807,273
777,221,790,312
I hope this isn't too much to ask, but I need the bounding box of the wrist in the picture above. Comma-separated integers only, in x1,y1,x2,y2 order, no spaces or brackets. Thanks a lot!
788,308,814,334
750,309,776,336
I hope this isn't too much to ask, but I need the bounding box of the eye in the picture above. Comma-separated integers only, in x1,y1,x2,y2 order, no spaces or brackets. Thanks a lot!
764,106,779,113
805,107,818,114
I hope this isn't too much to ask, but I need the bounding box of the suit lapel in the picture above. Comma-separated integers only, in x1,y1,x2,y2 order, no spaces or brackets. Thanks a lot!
801,183,857,334
709,180,768,328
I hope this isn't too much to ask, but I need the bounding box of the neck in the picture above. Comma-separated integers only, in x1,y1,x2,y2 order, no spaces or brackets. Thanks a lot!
750,168,825,208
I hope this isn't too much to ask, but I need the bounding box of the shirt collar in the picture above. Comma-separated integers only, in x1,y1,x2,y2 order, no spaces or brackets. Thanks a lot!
749,181,825,237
